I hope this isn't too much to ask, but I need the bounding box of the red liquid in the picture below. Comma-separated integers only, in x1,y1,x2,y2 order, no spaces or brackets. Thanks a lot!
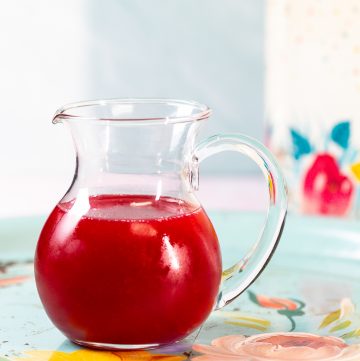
35,195,221,345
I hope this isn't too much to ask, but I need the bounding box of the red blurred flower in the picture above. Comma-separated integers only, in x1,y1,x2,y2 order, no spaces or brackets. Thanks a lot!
303,153,354,216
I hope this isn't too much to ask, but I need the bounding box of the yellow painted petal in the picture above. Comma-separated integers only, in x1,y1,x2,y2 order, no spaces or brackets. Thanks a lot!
13,350,186,361
224,321,268,331
12,350,186,361
350,162,360,182
48,351,75,361
330,320,352,332
13,350,145,361
342,328,360,339
13,351,55,361
112,351,153,360
149,356,186,361
67,350,121,361
319,309,341,329
218,312,270,326
231,315,270,327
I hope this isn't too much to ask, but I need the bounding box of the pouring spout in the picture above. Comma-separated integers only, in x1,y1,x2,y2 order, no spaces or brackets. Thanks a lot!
52,115,62,124
52,106,67,124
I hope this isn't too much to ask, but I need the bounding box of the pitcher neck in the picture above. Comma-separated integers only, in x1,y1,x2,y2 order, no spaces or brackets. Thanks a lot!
66,121,201,179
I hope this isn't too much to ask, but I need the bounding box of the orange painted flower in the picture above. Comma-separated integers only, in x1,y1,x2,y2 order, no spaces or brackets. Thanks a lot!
11,349,186,361
0,275,31,287
248,291,301,312
193,332,360,360
255,295,298,311
248,291,305,331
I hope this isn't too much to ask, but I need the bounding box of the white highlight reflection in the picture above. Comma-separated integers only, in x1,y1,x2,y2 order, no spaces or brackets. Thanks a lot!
68,188,91,218
155,179,162,201
162,235,180,270
58,188,90,249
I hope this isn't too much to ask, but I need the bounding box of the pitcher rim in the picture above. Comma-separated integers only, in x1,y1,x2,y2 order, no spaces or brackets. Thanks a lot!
52,98,212,125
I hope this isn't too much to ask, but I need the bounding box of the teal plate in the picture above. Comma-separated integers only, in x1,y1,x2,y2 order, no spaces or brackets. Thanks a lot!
0,212,359,360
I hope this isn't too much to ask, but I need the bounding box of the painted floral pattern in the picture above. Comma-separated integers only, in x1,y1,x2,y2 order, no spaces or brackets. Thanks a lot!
303,153,354,215
0,261,33,287
0,275,31,287
288,120,360,217
318,298,360,340
219,311,271,332
11,350,186,361
193,297,360,360
3,296,360,360
248,291,305,331
192,333,360,360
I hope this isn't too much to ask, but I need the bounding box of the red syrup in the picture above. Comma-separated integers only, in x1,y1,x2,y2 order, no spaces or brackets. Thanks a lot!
35,194,222,346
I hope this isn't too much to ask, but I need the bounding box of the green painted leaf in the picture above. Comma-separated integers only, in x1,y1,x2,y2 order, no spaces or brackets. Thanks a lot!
247,290,260,306
341,328,360,339
290,128,312,159
330,320,352,332
319,309,341,329
278,309,305,317
291,298,306,311
331,121,350,149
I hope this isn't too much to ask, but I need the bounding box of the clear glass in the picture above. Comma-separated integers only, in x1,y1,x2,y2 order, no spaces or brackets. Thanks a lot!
34,99,287,350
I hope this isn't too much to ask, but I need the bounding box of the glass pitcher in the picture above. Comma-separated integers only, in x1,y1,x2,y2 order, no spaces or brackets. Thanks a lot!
35,99,287,350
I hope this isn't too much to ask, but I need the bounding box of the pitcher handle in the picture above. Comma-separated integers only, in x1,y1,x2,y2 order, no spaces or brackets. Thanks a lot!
191,134,287,310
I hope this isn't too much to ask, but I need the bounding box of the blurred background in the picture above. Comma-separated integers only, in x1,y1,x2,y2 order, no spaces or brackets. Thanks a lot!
2,0,359,218
0,0,267,217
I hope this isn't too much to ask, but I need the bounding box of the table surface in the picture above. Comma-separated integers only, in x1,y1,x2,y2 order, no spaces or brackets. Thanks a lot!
0,211,360,360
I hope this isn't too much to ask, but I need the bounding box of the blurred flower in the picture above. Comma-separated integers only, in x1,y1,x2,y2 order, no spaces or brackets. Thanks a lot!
303,153,354,216
350,162,360,183
193,333,360,360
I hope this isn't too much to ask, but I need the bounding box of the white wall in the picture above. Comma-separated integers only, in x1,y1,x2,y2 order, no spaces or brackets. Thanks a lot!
0,1,87,216
0,1,265,216
86,0,265,174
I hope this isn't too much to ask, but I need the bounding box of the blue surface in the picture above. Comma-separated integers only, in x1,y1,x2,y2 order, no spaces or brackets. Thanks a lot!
0,212,359,358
